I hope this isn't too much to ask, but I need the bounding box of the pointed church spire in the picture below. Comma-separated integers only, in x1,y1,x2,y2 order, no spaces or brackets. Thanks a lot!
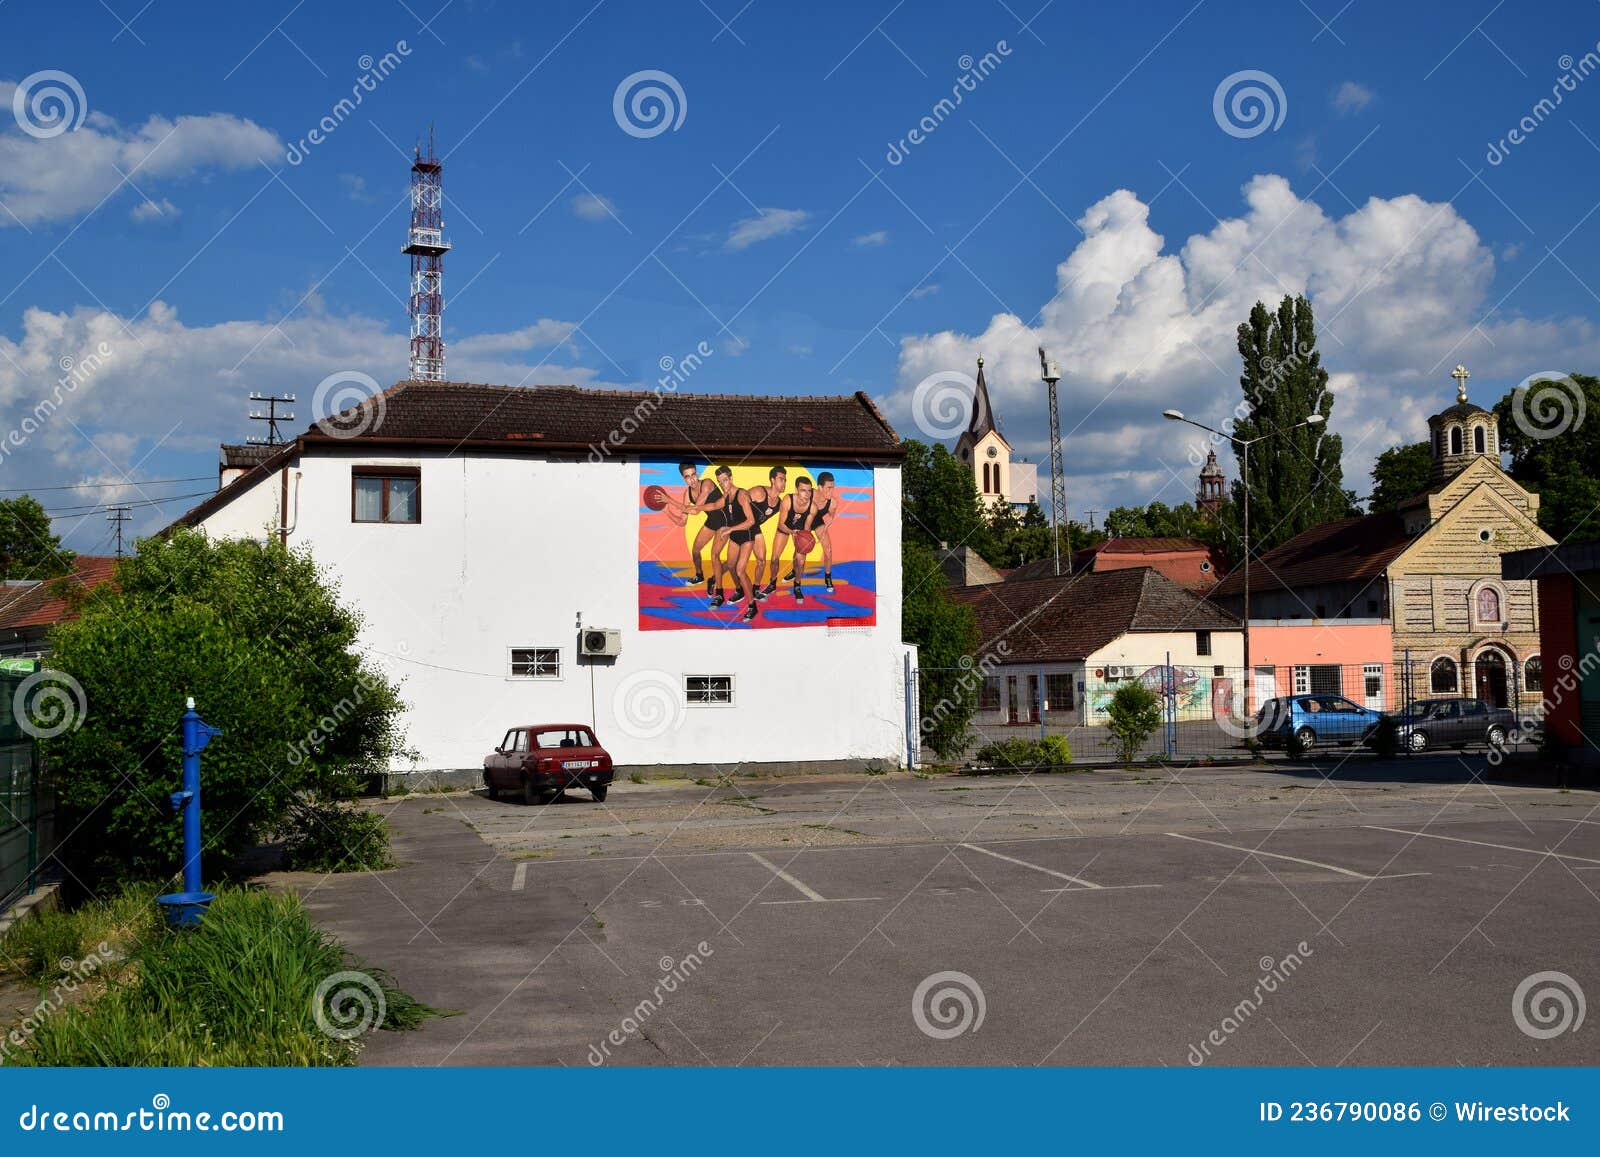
967,355,997,439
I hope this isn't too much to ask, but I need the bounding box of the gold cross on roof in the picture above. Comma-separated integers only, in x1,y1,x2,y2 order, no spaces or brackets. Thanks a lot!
1452,363,1470,402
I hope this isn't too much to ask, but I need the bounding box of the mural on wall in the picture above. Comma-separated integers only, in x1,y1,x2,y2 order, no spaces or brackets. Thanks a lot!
637,460,876,630
1088,665,1211,719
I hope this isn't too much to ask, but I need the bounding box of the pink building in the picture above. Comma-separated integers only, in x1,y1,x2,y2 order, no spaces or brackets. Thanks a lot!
1246,619,1396,711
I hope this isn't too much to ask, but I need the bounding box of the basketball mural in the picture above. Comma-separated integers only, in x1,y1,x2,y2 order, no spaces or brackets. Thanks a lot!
637,460,877,630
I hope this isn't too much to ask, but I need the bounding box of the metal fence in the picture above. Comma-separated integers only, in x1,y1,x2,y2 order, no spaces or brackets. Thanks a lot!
1,668,53,910
913,659,1544,767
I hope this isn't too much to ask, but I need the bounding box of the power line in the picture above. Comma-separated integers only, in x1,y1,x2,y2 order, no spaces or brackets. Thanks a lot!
107,506,131,557
0,475,213,495
39,490,214,516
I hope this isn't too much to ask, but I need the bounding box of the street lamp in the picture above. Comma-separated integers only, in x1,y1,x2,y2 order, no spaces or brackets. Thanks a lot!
1162,409,1326,705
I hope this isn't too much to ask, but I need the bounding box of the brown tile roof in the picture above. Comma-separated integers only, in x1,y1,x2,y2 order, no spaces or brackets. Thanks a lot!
1004,537,1215,584
307,380,903,458
949,567,1239,663
220,443,278,470
1210,513,1411,599
0,555,118,633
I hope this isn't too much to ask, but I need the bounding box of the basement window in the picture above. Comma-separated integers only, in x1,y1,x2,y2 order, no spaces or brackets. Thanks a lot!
686,675,734,706
510,647,561,679
352,466,421,523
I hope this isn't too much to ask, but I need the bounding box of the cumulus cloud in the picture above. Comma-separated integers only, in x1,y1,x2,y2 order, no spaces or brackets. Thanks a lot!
570,192,617,221
0,302,602,540
852,229,889,247
0,85,282,226
1332,81,1375,114
129,197,179,223
886,174,1600,516
725,207,809,250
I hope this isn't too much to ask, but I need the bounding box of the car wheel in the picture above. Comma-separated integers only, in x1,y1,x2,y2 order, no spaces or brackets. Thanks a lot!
1294,726,1316,751
591,784,608,803
1407,729,1429,753
1487,725,1507,750
522,776,542,805
485,776,500,801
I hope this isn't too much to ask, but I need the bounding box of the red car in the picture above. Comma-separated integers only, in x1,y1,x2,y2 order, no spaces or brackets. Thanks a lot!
483,724,615,804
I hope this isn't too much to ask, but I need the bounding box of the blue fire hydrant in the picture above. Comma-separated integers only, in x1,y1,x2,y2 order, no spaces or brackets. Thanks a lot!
156,697,221,928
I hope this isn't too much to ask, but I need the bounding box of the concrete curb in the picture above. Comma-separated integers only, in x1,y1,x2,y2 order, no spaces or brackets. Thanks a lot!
0,883,61,942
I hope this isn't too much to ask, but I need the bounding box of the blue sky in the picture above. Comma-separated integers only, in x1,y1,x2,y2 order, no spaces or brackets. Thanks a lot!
4,0,1599,549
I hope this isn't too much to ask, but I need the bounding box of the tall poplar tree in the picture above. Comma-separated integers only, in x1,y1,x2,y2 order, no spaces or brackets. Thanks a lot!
1230,295,1354,553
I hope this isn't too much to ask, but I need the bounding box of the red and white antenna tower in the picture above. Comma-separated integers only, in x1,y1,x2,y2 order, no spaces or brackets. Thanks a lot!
403,128,449,381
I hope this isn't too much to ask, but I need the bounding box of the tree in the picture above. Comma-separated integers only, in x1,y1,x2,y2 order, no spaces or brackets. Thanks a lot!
1495,372,1600,541
1231,296,1356,552
901,541,981,760
0,495,74,580
1106,680,1164,766
901,439,991,556
1102,499,1237,567
40,530,407,879
1368,442,1433,513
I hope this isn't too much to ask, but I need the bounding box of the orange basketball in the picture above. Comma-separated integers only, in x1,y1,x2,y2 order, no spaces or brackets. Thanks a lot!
793,529,816,555
642,485,669,511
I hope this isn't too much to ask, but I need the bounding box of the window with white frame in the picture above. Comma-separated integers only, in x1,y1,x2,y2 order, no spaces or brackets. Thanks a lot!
510,647,561,678
686,675,734,705
1292,666,1310,695
1363,663,1383,700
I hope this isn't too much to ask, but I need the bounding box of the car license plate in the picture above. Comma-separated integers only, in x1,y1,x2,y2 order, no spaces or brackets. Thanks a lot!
563,759,596,770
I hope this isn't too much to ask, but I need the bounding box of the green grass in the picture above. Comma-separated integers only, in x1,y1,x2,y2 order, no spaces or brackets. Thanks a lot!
1,886,438,1066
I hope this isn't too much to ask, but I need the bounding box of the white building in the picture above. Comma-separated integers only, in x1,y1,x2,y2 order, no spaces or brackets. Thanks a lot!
951,567,1243,726
181,381,912,782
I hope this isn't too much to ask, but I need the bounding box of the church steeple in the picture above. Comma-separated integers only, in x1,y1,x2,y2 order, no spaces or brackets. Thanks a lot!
966,355,998,440
1196,447,1225,515
1427,363,1499,482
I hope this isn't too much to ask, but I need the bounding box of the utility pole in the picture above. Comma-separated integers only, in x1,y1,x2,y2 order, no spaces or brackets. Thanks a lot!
1039,347,1070,577
247,392,296,446
107,505,131,557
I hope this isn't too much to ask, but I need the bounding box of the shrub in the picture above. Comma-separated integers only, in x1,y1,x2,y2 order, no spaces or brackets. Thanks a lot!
971,735,1072,772
1106,681,1163,765
281,797,394,873
41,532,408,880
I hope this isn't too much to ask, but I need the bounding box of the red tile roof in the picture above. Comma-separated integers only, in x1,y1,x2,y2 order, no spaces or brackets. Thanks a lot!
0,555,118,632
949,567,1239,662
1210,513,1411,599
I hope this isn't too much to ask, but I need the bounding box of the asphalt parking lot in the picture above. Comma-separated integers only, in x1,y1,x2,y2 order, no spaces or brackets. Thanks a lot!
281,758,1600,1067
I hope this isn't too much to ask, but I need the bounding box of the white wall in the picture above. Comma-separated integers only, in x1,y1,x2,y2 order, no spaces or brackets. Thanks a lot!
198,448,907,773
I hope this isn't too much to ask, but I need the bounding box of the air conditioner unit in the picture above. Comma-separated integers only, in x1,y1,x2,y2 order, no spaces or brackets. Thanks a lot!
579,628,621,659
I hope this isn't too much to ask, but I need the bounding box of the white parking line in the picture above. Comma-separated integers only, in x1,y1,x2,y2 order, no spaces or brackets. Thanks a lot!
512,862,528,892
958,842,1103,889
748,852,880,904
1365,826,1600,865
1164,832,1422,881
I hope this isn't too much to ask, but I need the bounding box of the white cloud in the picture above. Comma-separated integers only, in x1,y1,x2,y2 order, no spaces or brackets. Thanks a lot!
0,303,604,541
570,192,617,221
0,86,281,226
725,207,809,250
887,174,1600,514
1333,81,1375,114
129,197,179,223
907,283,940,299
338,173,371,202
852,229,889,247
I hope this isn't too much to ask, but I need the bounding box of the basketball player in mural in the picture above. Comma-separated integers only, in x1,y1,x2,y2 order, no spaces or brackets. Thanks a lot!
765,475,817,603
718,467,785,622
662,462,722,590
811,471,841,594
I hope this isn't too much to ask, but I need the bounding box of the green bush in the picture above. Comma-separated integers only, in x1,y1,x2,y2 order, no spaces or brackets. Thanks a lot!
972,735,1072,772
281,797,394,873
4,887,435,1067
1106,680,1164,765
41,531,408,880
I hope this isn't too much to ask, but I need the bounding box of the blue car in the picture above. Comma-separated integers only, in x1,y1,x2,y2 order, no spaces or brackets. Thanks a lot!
1256,694,1384,751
